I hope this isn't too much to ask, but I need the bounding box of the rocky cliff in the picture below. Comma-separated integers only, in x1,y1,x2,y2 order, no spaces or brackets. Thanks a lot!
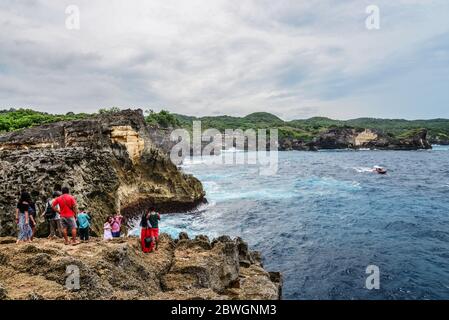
0,110,205,237
280,128,432,151
429,135,449,145
0,234,282,300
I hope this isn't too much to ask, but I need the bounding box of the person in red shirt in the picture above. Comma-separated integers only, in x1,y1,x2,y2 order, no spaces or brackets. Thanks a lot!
52,187,79,245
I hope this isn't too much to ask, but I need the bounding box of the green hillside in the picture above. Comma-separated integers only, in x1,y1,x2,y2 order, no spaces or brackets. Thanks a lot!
173,113,449,142
1,108,449,143
0,109,89,132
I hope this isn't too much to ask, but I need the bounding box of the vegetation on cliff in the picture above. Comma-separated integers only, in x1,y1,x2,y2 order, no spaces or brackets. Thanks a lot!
1,108,449,143
0,108,181,133
0,109,89,133
145,109,181,128
174,113,449,143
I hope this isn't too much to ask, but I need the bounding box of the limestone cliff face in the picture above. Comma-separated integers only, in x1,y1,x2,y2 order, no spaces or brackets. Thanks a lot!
0,234,282,300
0,110,205,237
354,129,379,146
110,126,145,164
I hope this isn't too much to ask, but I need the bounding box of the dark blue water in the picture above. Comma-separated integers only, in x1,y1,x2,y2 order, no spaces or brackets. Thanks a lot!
151,147,449,299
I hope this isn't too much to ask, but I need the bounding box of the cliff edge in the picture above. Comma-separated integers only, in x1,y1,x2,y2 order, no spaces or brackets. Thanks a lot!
0,234,282,300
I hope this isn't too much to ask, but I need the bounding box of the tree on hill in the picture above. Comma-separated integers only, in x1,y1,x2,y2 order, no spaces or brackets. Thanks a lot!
145,109,181,128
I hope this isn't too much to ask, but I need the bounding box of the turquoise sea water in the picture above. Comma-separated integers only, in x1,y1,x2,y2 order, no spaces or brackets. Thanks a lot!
138,146,449,299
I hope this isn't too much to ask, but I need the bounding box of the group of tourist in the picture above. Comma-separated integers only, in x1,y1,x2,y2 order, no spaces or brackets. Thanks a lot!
103,214,124,240
16,187,123,245
15,187,161,253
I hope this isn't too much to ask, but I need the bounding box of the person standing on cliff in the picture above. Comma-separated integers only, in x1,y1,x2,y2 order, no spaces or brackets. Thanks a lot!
42,191,63,239
27,197,37,241
77,208,91,242
148,208,161,252
52,187,79,245
140,210,153,253
111,211,123,238
103,216,113,241
15,191,34,243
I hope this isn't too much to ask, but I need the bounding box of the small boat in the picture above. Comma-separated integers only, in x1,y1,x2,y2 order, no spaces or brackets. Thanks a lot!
373,166,387,174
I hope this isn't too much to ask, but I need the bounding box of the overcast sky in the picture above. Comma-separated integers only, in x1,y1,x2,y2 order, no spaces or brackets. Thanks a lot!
1,0,448,120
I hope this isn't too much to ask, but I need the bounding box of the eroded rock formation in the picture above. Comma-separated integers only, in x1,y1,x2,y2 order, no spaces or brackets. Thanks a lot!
0,110,205,236
279,127,432,151
0,234,282,300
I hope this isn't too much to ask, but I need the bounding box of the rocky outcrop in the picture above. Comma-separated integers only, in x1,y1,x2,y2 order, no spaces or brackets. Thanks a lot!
279,139,317,151
0,110,205,237
0,234,282,300
429,134,449,145
148,127,223,162
147,126,180,155
280,128,432,151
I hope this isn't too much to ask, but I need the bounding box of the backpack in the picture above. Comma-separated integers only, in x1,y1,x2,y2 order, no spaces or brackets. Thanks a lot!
44,201,56,220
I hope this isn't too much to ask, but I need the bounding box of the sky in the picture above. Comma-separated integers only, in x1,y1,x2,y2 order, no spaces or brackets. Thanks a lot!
0,0,448,120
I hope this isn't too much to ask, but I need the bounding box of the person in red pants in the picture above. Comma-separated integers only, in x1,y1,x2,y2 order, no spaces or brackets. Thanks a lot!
140,211,152,253
148,207,161,251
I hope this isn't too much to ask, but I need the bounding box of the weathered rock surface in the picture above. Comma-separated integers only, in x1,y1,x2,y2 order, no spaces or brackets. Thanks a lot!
148,126,223,163
429,136,449,145
0,110,205,237
0,234,282,300
279,128,432,151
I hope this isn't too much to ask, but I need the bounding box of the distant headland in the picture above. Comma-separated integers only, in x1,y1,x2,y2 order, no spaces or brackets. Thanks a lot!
2,108,448,150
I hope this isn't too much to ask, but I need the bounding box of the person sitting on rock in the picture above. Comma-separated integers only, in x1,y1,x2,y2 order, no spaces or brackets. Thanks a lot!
77,208,91,242
140,210,153,253
15,191,33,243
148,207,161,252
42,191,63,239
111,211,123,238
103,216,113,241
52,187,79,246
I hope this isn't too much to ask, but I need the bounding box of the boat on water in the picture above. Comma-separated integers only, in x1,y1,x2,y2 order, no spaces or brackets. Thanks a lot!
373,166,387,174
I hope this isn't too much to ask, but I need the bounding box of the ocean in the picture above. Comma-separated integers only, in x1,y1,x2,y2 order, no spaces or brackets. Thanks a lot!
135,146,449,299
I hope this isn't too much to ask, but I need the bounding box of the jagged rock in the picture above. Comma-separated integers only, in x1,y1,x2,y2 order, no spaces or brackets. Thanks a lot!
178,232,189,240
269,272,283,299
0,238,15,245
231,265,282,300
429,135,449,145
167,237,239,293
279,127,432,151
279,138,317,151
0,252,7,265
0,234,281,300
0,283,7,300
0,110,205,237
27,291,44,300
311,127,432,150
239,260,252,268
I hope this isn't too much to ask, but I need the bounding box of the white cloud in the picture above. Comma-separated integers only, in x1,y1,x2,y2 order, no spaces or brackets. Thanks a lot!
0,0,448,119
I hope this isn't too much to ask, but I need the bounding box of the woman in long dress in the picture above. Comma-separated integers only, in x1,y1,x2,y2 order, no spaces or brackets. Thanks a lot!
103,216,113,241
15,191,33,243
